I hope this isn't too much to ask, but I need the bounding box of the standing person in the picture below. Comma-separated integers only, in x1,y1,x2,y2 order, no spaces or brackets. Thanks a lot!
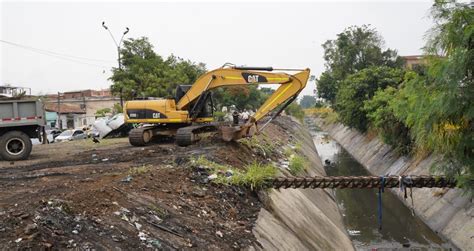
240,110,250,123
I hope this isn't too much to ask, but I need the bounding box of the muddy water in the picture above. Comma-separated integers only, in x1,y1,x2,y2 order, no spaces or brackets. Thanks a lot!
307,122,454,250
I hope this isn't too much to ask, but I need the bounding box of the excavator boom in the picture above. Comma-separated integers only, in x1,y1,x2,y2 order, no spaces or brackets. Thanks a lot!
176,65,310,123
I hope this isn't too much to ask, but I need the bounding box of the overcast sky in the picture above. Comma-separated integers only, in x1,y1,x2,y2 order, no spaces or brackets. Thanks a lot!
1,1,434,96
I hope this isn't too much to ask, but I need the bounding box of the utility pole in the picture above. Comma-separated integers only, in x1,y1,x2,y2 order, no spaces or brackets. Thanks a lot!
101,22,129,107
56,92,61,129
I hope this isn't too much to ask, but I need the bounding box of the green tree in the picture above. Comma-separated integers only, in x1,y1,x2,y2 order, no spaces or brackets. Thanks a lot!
317,25,404,103
109,37,206,100
363,86,412,154
285,102,305,122
299,95,317,109
95,108,111,117
391,0,474,190
335,66,404,131
316,71,338,102
213,86,274,111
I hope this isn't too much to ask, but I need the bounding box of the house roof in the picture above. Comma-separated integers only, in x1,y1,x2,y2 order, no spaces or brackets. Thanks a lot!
45,103,85,114
402,55,424,60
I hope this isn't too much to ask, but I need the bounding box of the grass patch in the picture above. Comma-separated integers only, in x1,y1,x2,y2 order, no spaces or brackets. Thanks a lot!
128,164,153,176
294,142,302,152
215,162,278,189
192,156,278,189
149,205,168,218
283,147,294,158
304,107,333,115
238,134,276,158
304,107,339,124
193,156,232,172
289,155,307,175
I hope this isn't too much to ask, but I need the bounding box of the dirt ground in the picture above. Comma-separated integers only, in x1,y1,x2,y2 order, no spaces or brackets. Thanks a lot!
0,120,293,250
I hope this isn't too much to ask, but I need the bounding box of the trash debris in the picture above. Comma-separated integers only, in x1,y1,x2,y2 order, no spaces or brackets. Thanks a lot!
208,174,218,180
138,232,147,241
111,235,121,242
67,239,76,248
102,158,109,162
24,223,37,234
348,230,361,236
150,239,162,248
135,222,142,230
15,238,22,243
72,229,79,234
215,230,224,238
121,214,130,222
121,175,133,183
225,170,234,177
192,189,206,198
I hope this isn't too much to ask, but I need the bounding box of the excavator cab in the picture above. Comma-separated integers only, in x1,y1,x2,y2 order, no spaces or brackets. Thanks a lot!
175,85,191,103
175,84,214,119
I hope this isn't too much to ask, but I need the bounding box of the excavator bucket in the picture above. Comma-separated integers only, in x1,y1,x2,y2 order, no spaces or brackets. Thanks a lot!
219,123,256,141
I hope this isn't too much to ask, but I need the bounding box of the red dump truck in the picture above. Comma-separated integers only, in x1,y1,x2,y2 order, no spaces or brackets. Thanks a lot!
0,99,45,161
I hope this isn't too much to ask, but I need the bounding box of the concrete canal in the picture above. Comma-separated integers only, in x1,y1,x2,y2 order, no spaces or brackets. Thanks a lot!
307,120,454,250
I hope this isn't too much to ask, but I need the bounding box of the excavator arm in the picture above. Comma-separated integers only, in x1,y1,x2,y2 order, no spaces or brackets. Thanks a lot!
177,65,311,124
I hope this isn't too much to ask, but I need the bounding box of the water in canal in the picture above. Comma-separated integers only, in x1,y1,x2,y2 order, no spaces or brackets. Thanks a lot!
307,121,454,250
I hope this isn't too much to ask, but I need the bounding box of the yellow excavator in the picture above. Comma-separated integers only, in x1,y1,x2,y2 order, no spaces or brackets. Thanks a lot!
124,63,310,146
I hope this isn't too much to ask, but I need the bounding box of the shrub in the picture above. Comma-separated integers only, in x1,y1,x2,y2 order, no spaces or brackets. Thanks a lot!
285,103,305,122
192,156,277,189
335,66,404,131
289,155,307,175
364,87,412,154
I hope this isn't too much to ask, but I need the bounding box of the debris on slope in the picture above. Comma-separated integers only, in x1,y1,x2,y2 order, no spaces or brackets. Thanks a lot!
0,139,263,249
0,116,304,250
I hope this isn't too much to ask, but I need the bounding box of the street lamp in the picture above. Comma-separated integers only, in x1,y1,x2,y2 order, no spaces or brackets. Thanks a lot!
102,21,129,107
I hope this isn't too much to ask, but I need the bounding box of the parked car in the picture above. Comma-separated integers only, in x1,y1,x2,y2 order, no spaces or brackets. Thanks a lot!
55,129,87,142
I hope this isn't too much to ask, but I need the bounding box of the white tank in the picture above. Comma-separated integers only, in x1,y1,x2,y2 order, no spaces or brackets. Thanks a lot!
93,118,112,138
106,114,125,130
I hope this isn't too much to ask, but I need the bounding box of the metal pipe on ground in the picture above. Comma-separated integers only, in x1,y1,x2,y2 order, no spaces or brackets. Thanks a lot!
267,175,458,189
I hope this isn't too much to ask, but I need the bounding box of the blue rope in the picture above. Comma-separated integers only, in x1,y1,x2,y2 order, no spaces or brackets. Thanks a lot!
378,176,385,230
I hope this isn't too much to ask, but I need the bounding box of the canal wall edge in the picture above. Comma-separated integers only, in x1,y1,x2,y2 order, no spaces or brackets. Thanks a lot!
252,117,354,250
314,118,473,250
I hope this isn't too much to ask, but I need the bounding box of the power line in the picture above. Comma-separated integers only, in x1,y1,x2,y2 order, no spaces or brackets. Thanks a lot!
0,39,116,68
0,39,115,63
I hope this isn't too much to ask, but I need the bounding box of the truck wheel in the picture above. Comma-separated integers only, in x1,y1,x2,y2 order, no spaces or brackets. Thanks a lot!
0,131,33,161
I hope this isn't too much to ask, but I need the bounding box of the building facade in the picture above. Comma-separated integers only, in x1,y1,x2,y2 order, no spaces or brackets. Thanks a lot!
402,55,427,69
45,89,120,129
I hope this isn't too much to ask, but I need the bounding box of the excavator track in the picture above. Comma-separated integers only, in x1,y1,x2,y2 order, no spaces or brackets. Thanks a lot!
129,127,153,146
176,124,218,147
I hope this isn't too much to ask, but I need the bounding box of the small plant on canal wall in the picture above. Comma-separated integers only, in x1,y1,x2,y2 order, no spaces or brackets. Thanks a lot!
289,155,308,175
192,156,278,189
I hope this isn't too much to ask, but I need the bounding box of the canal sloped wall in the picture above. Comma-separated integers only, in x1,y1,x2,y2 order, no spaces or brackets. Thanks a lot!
253,117,354,250
315,118,473,250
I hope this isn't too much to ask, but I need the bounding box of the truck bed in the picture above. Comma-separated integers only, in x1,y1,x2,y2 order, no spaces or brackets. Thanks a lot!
0,99,45,127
